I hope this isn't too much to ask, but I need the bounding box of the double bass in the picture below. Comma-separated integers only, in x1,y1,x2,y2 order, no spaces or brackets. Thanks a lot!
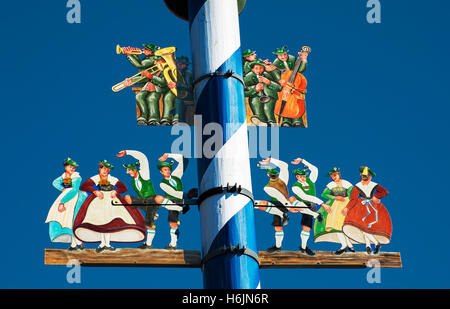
274,46,311,125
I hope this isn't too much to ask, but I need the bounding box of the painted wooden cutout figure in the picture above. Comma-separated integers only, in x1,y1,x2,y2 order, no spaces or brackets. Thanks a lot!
255,158,292,252
242,46,310,127
45,158,87,250
157,153,189,250
288,158,324,256
73,160,146,253
119,43,160,126
342,167,392,255
314,168,356,255
117,150,166,249
244,60,282,126
175,56,194,125
113,45,180,126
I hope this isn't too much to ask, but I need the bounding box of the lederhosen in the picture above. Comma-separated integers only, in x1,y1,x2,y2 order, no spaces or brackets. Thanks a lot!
266,179,289,227
161,176,183,224
130,174,159,228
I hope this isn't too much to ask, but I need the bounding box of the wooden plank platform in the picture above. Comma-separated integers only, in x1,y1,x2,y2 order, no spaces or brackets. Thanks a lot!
45,249,402,268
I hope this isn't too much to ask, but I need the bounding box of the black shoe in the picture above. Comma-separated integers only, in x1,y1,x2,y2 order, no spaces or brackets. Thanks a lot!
299,246,316,256
373,244,381,255
293,122,306,128
334,247,348,255
267,245,282,253
165,244,177,250
160,120,171,126
96,246,106,253
138,243,153,249
281,122,291,127
171,119,179,125
366,246,372,255
104,246,116,252
317,213,323,223
182,205,190,214
347,246,356,253
282,213,290,226
137,119,147,126
67,246,78,251
147,120,159,126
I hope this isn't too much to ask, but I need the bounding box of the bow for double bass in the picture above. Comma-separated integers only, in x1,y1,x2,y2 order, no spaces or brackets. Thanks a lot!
275,46,311,125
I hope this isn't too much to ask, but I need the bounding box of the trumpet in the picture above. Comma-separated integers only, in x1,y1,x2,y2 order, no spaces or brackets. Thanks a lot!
116,44,144,55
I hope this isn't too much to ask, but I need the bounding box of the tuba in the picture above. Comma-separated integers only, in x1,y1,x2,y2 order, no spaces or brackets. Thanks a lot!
154,47,184,96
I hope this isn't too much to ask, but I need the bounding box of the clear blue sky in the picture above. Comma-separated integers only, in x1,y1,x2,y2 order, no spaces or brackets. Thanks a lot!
0,0,449,288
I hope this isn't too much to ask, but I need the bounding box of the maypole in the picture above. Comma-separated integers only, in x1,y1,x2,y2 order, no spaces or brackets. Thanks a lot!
164,0,260,288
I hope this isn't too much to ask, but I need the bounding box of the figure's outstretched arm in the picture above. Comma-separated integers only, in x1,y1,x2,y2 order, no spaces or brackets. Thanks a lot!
124,150,150,180
167,153,184,179
270,158,289,184
302,159,318,183
292,186,324,205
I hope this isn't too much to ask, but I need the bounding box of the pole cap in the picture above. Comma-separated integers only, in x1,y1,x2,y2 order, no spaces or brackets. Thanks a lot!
164,0,246,21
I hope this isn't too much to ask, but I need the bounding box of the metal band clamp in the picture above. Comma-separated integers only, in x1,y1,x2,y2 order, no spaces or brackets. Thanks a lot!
197,183,254,206
201,244,260,269
193,70,244,89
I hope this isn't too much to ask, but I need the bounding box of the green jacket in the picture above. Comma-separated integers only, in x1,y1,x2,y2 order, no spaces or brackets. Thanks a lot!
127,55,155,86
244,71,282,98
132,173,156,198
292,178,316,204
161,176,183,201
151,70,176,94
272,55,307,81
243,60,253,75
177,68,194,101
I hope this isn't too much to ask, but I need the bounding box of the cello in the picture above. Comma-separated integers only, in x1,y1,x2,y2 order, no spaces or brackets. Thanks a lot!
274,46,311,125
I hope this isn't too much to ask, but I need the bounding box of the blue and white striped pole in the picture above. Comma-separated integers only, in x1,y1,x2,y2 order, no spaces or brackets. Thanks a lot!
164,0,260,289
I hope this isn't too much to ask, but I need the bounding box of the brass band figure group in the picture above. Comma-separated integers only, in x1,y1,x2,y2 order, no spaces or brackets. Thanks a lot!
113,43,194,126
243,46,310,127
45,152,192,253
46,154,392,256
256,158,392,255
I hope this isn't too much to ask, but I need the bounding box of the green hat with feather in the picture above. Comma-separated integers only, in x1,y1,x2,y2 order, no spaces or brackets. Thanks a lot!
63,157,78,167
99,160,114,170
326,167,341,177
123,162,140,171
157,161,174,171
359,166,376,177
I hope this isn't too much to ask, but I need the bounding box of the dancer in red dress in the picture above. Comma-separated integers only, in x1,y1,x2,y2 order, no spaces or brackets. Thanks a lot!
73,160,146,252
342,167,392,255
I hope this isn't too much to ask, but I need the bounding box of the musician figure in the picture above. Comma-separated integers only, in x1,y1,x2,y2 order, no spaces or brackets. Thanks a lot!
141,56,178,126
175,56,194,125
272,46,309,127
244,60,282,126
122,43,161,126
242,49,257,75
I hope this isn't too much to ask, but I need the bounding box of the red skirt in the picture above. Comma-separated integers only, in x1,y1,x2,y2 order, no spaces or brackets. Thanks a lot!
342,198,392,244
73,193,146,243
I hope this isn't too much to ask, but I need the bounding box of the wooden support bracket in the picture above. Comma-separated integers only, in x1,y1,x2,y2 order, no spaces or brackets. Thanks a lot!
45,249,401,268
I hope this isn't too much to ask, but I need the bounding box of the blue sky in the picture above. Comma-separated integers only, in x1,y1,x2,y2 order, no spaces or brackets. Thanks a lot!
0,0,449,288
